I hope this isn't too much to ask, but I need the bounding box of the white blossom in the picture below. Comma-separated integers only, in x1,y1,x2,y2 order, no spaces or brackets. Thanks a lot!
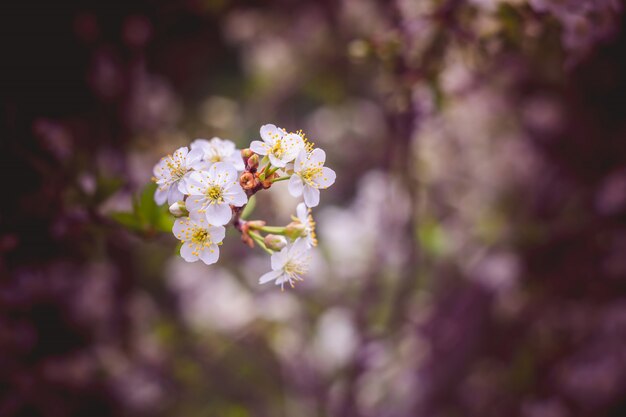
295,202,317,247
288,148,336,207
190,137,245,171
259,238,310,290
173,217,225,265
185,162,247,226
152,146,203,205
250,124,304,168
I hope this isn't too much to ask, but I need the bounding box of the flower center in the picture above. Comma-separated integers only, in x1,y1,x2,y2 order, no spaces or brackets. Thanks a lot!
210,155,222,162
191,228,211,245
284,259,308,278
207,185,224,203
300,167,322,184
166,159,186,181
271,140,284,158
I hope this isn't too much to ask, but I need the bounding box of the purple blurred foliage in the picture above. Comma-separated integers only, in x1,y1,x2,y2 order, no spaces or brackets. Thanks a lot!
1,0,626,416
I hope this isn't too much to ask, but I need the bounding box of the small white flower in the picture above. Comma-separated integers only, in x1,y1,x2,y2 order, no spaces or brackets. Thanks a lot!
288,148,336,207
173,217,225,265
259,238,311,290
250,124,304,168
185,162,248,226
153,146,204,205
190,137,245,171
295,202,317,247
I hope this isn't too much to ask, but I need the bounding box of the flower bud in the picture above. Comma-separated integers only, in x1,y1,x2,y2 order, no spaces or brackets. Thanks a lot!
261,172,278,189
241,148,254,159
240,172,259,190
285,221,307,240
264,234,287,251
246,220,266,229
247,153,259,170
169,201,188,217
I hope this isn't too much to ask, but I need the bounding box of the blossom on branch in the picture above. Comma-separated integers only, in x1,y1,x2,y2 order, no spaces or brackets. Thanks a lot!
173,217,225,265
185,162,247,226
258,238,311,290
190,137,245,171
152,146,204,205
250,123,304,167
288,148,336,207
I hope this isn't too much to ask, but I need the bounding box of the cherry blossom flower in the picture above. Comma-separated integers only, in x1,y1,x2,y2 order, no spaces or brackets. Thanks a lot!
288,148,336,207
295,202,317,247
259,238,311,290
152,146,204,205
190,137,245,171
250,124,304,167
184,162,247,226
173,217,225,265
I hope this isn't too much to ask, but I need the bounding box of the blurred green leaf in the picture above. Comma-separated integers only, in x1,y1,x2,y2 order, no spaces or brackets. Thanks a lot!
110,183,173,234
418,217,446,256
94,176,123,204
109,211,142,231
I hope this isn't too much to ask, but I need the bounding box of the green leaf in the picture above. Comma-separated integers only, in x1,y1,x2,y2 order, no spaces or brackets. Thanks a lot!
110,211,142,230
110,183,174,234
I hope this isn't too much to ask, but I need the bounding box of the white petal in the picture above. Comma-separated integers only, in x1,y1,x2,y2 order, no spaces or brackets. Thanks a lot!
294,149,307,173
167,186,184,205
281,133,305,163
288,175,304,197
271,248,289,270
227,154,245,171
209,225,226,243
180,242,199,262
314,167,336,189
205,203,232,226
199,244,219,265
189,159,211,171
308,148,326,165
224,185,248,207
296,202,307,223
185,197,206,221
260,124,283,144
153,159,167,178
290,237,310,255
172,218,190,239
173,146,189,160
177,176,190,195
213,162,238,185
154,187,168,205
303,186,320,207
186,147,205,167
210,137,236,153
259,269,283,284
186,171,209,195
190,138,210,150
250,140,269,155
268,153,287,168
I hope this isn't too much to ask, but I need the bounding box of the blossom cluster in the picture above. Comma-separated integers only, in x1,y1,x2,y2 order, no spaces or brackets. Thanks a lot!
152,124,336,290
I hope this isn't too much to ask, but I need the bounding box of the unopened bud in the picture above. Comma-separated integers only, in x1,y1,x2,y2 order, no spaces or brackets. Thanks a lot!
261,172,278,189
169,201,188,217
247,153,259,170
246,220,266,230
241,148,253,159
264,234,287,251
240,172,258,190
285,221,307,240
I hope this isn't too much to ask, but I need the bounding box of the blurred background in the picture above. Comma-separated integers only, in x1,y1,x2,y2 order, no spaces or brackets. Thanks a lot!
2,1,626,416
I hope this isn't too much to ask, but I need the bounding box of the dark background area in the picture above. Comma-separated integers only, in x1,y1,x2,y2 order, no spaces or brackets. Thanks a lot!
2,1,626,416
